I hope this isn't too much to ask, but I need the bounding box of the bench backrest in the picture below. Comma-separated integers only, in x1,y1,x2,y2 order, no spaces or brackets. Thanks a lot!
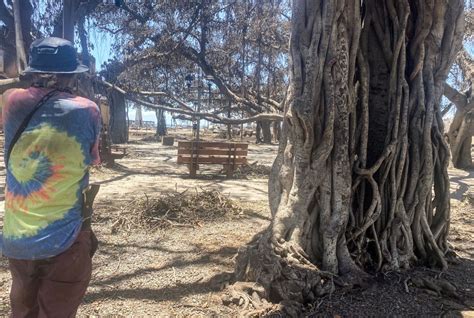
177,141,248,165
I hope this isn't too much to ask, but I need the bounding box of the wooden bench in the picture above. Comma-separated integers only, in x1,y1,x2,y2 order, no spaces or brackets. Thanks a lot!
100,140,127,166
110,145,127,159
177,141,248,177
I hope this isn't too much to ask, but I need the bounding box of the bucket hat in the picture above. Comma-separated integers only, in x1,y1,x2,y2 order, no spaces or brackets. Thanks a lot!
23,37,89,74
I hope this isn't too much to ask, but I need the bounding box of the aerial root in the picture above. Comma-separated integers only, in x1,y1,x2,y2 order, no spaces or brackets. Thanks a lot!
224,230,338,317
333,269,371,291
445,248,462,265
410,276,460,298
221,282,272,314
221,282,306,317
272,237,318,268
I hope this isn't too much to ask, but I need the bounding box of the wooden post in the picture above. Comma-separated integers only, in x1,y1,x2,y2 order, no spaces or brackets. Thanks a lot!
226,143,235,178
190,141,198,177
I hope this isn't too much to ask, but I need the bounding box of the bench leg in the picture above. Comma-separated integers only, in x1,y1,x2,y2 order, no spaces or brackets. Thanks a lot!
223,164,233,178
189,164,198,177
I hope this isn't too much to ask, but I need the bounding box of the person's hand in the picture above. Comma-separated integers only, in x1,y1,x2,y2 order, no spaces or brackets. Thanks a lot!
90,230,98,258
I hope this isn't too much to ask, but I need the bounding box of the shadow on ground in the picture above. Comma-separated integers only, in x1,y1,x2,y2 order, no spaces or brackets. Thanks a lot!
84,243,236,305
302,258,474,317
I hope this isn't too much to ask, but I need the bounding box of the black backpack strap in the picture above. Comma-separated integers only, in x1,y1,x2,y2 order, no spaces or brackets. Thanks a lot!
5,89,59,166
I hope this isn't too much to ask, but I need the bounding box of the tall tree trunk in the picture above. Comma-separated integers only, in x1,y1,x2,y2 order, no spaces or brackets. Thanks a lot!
78,16,91,68
155,109,167,137
273,121,281,143
256,120,272,144
448,109,474,168
444,84,474,169
109,90,128,144
135,105,143,128
233,0,464,310
12,0,27,73
62,0,75,42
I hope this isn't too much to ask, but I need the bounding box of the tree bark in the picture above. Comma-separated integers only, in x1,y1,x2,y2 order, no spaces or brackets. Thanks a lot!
78,16,91,68
447,109,474,169
256,120,272,144
273,121,281,143
108,90,128,144
444,84,474,169
63,0,75,42
155,109,167,137
233,0,464,310
12,0,27,73
135,105,143,128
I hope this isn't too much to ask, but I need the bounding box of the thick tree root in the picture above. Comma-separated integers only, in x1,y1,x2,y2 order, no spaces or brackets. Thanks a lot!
222,231,364,316
221,0,465,315
222,281,306,317
233,232,335,304
411,277,460,299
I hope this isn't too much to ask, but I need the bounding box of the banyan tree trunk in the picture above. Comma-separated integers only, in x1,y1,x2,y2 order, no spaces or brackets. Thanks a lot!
155,109,167,137
109,90,129,144
447,109,474,169
234,0,464,307
256,120,273,144
273,121,282,143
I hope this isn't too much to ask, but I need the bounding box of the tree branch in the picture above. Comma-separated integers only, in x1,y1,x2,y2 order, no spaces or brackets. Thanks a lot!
179,45,276,115
98,79,282,124
0,76,30,93
443,83,467,110
456,47,474,80
118,2,148,24
133,90,167,97
441,103,454,117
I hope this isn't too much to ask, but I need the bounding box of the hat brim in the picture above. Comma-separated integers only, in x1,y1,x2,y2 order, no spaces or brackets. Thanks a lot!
23,64,89,74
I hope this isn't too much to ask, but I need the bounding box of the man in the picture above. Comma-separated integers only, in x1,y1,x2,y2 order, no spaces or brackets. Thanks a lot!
0,37,101,317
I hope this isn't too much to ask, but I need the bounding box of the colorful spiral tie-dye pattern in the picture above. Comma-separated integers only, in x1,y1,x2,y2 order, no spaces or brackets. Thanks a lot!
1,87,101,260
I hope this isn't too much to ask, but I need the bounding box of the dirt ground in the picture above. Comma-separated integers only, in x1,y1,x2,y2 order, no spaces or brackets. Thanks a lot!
0,129,473,317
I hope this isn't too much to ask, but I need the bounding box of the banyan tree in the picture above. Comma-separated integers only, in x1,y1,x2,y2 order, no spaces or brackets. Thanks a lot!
233,0,465,309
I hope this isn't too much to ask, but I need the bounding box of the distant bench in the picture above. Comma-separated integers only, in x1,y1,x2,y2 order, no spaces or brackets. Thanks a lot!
110,145,127,159
100,141,127,166
177,141,248,177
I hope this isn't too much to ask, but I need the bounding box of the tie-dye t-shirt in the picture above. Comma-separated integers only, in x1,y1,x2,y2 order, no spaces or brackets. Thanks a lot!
1,87,101,260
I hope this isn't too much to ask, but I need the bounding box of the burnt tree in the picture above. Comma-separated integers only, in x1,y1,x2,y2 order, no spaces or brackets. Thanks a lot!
444,83,473,169
108,90,128,144
256,120,273,144
444,48,473,169
155,108,167,137
0,0,33,78
234,0,464,310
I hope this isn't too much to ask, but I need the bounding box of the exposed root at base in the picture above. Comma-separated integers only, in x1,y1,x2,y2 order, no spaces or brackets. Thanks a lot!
221,231,358,316
410,276,460,298
221,282,306,317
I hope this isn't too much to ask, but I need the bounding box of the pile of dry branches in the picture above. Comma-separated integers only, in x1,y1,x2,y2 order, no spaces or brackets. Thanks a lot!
233,162,271,178
112,189,243,232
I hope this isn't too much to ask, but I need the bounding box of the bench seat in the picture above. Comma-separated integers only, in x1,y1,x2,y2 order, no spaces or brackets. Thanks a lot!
177,141,248,177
